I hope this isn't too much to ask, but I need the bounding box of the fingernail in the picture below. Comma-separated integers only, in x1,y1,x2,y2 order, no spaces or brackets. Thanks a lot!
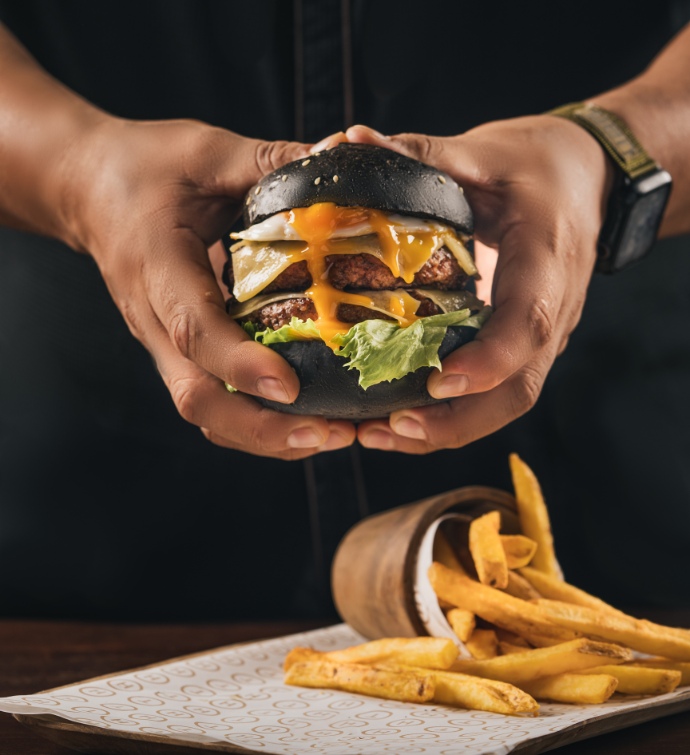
432,374,469,399
319,429,352,452
310,132,347,153
360,429,395,450
256,376,290,403
288,427,325,448
392,416,428,441
347,124,388,140
368,128,388,139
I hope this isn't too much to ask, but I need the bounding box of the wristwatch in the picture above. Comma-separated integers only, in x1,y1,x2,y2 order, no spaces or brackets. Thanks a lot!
548,102,672,274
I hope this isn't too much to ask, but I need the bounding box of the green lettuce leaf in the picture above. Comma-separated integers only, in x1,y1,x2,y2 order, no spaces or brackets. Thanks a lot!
252,317,321,344
333,308,490,389
247,308,491,390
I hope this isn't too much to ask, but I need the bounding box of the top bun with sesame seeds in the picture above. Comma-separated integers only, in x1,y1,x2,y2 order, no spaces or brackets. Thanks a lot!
222,143,489,420
244,143,473,233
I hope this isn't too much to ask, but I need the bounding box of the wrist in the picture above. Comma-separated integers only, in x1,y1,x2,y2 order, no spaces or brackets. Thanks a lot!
44,106,117,253
547,100,672,272
588,81,681,237
542,113,616,234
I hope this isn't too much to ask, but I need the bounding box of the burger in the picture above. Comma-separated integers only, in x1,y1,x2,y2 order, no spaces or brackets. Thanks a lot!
222,143,489,420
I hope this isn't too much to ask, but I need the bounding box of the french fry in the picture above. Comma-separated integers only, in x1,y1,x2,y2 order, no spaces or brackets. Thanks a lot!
509,453,561,578
324,637,459,669
500,641,534,655
637,619,690,643
431,669,538,716
519,566,626,617
383,663,538,716
520,673,618,704
517,629,576,648
429,562,579,644
446,608,475,643
520,568,690,644
578,665,682,696
501,534,538,569
496,630,532,655
531,599,690,661
503,569,542,601
494,628,531,648
465,628,499,659
284,646,323,670
449,638,632,686
630,659,690,686
285,659,434,703
469,511,509,588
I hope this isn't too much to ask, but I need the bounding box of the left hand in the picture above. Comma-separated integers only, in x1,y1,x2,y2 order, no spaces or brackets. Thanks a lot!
341,120,613,453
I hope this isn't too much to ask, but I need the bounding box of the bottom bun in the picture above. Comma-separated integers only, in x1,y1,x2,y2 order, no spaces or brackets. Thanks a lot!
255,326,478,420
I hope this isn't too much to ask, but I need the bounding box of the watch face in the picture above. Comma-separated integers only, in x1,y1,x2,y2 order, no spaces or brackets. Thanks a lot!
599,170,672,273
616,183,671,269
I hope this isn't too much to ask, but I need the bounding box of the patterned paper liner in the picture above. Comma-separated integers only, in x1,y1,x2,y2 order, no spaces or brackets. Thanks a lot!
2,624,690,755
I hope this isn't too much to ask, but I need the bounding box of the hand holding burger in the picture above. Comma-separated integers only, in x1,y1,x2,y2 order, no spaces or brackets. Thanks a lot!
344,120,613,453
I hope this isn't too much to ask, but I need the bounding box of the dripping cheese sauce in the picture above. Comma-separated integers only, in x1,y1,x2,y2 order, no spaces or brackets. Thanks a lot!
287,202,442,348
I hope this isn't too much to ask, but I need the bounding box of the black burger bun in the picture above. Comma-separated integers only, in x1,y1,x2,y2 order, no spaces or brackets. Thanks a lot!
254,326,478,421
244,143,473,234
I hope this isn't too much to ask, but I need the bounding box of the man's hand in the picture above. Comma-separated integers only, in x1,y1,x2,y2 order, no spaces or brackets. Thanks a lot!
0,23,355,459
60,118,356,458
345,119,612,453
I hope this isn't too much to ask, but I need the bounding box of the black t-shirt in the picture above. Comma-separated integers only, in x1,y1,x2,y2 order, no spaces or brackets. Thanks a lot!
1,0,689,621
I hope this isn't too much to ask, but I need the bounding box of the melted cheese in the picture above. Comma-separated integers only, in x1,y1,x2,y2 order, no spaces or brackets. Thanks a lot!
231,202,475,349
230,234,445,302
288,204,433,346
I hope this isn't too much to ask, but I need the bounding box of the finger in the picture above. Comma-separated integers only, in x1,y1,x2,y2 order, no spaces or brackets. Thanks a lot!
202,420,356,459
235,136,312,192
345,124,482,186
359,357,552,454
310,131,349,153
200,131,312,199
145,227,301,403
150,318,354,458
427,229,564,400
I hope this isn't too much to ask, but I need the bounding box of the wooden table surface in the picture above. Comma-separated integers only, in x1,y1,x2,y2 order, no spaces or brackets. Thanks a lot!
2,613,690,754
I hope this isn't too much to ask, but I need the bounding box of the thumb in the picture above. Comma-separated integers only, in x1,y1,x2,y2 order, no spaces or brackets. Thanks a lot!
345,124,479,186
252,138,313,177
215,134,312,197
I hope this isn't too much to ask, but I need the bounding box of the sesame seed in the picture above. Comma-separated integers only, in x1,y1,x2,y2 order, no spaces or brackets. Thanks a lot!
458,185,464,193
314,177,321,185
313,151,321,157
245,195,251,205
282,174,288,182
302,159,311,167
333,175,339,183
255,186,262,195
438,175,446,184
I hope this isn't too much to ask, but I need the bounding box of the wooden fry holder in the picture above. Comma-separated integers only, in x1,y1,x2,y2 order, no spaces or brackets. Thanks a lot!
331,485,519,640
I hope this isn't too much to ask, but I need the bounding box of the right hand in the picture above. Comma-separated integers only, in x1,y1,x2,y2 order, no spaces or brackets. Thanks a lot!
58,117,356,459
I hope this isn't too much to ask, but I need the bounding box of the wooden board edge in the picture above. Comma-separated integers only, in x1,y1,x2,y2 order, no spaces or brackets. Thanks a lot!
511,691,690,754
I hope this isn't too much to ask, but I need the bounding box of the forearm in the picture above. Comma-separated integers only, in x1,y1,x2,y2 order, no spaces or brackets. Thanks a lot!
0,23,109,248
589,22,690,237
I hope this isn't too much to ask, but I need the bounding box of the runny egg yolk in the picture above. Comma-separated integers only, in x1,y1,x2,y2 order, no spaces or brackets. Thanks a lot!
289,203,439,348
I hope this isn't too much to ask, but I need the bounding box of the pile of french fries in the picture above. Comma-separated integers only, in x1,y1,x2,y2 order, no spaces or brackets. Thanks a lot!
284,454,690,716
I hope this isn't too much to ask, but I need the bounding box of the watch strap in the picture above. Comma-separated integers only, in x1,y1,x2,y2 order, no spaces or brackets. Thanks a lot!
548,102,658,180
